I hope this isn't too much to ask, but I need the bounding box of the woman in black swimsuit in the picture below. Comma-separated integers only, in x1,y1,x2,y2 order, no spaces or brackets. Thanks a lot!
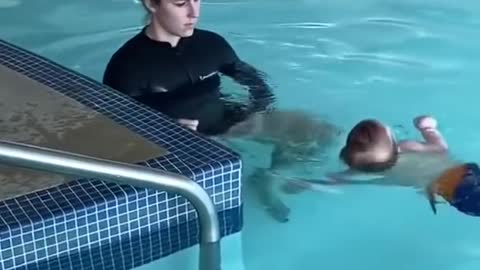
103,0,276,135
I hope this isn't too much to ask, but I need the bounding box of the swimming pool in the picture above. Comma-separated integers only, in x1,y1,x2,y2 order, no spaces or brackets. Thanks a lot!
2,0,480,269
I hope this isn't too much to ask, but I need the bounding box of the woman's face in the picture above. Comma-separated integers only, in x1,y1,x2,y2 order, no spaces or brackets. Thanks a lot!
150,0,201,38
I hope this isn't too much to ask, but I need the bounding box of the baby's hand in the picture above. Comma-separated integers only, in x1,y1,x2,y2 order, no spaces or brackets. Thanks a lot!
414,115,438,130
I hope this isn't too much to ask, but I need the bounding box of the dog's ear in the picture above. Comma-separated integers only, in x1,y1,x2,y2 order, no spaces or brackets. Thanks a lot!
225,119,257,137
224,114,266,138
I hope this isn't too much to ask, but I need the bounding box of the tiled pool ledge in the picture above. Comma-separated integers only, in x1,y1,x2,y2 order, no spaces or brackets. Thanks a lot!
0,39,243,270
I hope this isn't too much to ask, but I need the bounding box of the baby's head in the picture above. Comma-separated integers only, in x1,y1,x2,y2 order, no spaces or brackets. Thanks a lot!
340,119,399,172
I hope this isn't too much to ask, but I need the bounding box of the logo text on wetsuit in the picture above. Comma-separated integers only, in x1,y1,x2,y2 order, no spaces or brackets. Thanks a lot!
199,71,218,81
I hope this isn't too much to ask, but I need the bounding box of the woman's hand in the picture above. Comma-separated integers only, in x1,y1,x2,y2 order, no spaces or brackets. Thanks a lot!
177,119,199,131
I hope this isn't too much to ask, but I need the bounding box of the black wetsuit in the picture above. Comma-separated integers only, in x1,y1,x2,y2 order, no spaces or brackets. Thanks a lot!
103,27,275,135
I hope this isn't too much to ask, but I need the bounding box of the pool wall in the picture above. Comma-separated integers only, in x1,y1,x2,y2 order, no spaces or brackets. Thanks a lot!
0,39,243,270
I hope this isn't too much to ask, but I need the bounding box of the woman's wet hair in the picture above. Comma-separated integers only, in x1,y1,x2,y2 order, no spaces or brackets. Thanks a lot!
340,119,399,172
141,0,161,24
141,0,160,8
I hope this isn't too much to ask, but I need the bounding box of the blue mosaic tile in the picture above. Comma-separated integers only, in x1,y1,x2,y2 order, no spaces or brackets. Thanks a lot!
0,39,243,270
4,207,242,270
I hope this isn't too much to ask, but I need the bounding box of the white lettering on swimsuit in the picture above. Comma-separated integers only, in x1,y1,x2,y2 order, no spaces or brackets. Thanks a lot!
199,71,218,81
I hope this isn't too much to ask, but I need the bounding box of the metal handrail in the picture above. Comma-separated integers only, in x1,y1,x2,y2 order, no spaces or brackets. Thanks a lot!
0,140,221,270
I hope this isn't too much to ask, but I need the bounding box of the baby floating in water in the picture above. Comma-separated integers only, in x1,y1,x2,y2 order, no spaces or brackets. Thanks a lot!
223,110,341,222
291,115,480,217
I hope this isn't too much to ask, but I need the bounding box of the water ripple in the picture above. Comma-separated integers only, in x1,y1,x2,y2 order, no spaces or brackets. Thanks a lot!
0,0,20,8
344,16,430,37
315,38,356,53
245,39,267,45
279,42,315,49
272,22,337,29
34,26,142,54
353,76,397,85
361,17,419,28
337,52,429,69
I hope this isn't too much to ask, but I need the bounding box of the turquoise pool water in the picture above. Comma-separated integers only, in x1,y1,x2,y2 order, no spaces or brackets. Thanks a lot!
2,0,480,269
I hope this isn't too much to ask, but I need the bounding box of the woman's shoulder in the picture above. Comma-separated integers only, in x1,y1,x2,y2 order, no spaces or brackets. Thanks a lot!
193,28,223,38
111,32,148,58
193,28,232,46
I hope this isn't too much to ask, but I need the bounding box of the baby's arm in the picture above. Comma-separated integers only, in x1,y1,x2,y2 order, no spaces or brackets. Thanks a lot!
398,116,448,153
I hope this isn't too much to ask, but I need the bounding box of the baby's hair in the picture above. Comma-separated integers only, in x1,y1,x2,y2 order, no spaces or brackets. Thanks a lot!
340,119,399,172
